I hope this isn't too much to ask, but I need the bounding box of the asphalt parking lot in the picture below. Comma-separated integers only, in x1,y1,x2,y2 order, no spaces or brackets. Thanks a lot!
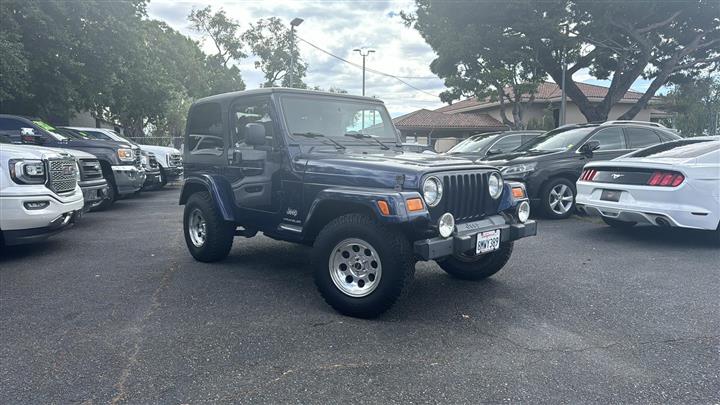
1,187,718,404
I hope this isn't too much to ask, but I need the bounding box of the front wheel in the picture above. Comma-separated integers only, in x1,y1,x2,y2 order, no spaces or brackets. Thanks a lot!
438,242,514,280
540,178,576,219
183,192,235,262
312,214,415,318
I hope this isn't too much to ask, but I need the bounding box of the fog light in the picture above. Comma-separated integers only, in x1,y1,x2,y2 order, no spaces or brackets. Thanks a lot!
24,200,50,210
517,201,530,223
438,212,455,238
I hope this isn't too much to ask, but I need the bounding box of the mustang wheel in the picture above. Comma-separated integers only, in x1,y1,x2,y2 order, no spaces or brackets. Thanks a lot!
183,192,235,262
313,214,415,318
438,242,514,280
540,178,576,219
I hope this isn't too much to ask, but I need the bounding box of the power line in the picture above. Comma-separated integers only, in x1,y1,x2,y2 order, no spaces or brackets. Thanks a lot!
295,35,441,98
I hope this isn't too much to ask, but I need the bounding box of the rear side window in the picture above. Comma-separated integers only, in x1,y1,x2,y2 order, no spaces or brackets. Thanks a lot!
0,118,25,132
188,103,224,155
627,127,661,148
589,127,626,150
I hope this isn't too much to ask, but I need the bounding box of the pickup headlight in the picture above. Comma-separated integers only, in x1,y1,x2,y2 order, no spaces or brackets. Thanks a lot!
117,148,135,162
422,176,443,207
9,159,46,184
488,172,503,199
501,162,537,177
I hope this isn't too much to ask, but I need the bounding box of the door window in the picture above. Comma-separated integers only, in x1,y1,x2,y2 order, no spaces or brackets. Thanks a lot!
187,103,224,155
588,127,626,151
626,127,661,149
230,97,275,147
488,135,523,153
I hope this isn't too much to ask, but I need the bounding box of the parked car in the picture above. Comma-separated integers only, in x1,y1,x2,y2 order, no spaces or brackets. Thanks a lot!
60,148,109,211
0,115,145,210
401,142,436,154
179,88,537,318
0,139,84,246
576,136,719,234
445,130,543,160
139,150,162,190
483,121,681,219
63,127,183,187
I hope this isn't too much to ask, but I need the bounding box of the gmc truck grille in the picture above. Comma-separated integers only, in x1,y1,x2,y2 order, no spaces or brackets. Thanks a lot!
78,159,103,181
47,158,78,194
426,170,500,224
168,153,182,167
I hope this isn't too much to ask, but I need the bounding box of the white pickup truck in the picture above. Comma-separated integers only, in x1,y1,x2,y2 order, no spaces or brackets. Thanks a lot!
0,141,84,246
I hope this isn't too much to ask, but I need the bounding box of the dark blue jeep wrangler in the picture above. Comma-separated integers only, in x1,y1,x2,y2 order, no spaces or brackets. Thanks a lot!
180,88,536,317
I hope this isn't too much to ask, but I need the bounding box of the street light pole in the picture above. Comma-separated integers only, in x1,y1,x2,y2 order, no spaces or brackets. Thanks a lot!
289,18,304,88
353,48,375,96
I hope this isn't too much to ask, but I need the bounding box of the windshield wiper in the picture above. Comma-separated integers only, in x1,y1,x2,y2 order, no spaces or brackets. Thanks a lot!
292,132,345,150
343,132,394,150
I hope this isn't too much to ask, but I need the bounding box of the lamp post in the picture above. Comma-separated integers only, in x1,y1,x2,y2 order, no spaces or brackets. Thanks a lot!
353,48,375,96
289,17,304,88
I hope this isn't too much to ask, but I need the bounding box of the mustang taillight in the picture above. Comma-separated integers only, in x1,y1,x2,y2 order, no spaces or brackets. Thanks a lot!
580,169,597,181
647,171,684,187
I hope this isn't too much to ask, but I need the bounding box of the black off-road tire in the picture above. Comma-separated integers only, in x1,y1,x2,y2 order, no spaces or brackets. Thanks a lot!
602,217,636,229
183,192,235,263
540,178,576,219
438,242,514,280
92,177,117,211
312,213,415,318
159,166,168,188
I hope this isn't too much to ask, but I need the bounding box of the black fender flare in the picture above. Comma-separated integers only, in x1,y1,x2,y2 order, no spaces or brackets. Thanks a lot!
179,175,236,222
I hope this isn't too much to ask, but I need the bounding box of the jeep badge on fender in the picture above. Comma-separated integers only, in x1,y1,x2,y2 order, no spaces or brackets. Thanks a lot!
179,88,537,318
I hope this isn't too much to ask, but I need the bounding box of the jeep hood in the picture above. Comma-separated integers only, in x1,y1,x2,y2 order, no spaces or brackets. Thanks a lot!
296,150,495,189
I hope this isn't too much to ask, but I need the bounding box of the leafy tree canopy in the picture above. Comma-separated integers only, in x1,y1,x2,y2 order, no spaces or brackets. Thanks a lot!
242,17,308,88
659,75,719,136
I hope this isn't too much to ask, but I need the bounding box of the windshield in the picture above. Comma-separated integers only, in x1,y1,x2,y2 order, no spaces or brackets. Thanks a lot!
630,139,718,158
54,127,91,140
280,95,397,143
32,120,67,141
447,133,500,153
516,127,594,152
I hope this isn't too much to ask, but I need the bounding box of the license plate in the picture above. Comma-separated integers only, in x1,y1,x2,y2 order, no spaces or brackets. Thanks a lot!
476,229,501,254
600,189,622,202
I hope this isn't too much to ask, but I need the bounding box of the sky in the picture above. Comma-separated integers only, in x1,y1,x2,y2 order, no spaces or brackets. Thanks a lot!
147,0,656,117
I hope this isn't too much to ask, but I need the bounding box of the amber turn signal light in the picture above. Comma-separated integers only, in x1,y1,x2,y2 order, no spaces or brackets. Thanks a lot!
512,187,526,199
406,198,424,212
377,200,390,216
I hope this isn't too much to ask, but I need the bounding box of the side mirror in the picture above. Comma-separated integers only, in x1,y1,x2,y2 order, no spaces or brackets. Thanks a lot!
580,140,600,156
487,148,502,156
245,123,266,146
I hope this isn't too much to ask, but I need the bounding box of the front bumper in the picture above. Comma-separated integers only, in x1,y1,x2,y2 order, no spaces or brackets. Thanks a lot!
163,165,183,181
79,179,109,210
413,215,537,260
112,165,145,196
2,210,80,246
143,169,162,188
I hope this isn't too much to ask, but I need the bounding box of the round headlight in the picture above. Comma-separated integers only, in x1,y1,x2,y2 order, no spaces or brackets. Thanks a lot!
517,200,530,223
423,176,443,207
488,172,503,199
438,212,455,238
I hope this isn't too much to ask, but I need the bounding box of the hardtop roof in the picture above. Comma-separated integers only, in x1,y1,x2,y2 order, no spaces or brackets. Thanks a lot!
193,87,385,105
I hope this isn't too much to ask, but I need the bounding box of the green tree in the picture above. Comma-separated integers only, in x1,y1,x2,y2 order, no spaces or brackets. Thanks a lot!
242,17,307,88
660,76,720,136
188,6,246,68
406,0,720,123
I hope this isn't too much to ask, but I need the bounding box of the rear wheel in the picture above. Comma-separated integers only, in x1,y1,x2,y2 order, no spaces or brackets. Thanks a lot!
540,178,576,219
313,214,415,318
602,217,636,229
183,192,235,262
438,242,514,280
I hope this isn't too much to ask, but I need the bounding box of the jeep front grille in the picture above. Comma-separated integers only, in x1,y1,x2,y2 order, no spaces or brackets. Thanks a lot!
47,158,78,194
78,159,103,181
426,170,500,224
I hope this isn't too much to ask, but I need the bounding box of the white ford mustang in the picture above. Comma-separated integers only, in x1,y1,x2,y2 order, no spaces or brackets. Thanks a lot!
576,137,720,232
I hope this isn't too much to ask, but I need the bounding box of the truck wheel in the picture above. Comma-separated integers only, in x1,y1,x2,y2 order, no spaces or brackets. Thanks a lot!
312,213,415,318
540,178,576,219
602,217,636,229
158,167,168,188
438,242,514,280
92,178,117,211
183,192,235,262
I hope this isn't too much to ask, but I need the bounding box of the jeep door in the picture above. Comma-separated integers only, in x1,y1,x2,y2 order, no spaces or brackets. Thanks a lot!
227,96,285,214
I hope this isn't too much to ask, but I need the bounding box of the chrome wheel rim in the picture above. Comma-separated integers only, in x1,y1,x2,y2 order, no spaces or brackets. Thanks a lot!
549,184,574,215
329,238,382,298
188,208,207,247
